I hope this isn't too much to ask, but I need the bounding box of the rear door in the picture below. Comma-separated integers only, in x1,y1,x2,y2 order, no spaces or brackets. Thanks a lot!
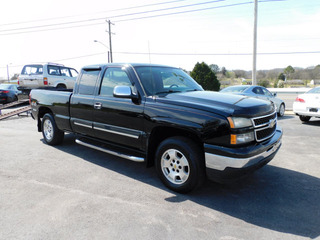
47,65,64,88
70,67,101,136
60,67,78,89
92,67,144,150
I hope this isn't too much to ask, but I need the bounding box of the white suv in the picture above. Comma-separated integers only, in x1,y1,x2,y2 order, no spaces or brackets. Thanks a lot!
18,63,78,89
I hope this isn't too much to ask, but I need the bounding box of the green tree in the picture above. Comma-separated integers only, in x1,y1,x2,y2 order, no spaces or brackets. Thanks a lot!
220,67,227,76
209,64,220,73
278,72,286,81
284,65,295,79
191,62,220,91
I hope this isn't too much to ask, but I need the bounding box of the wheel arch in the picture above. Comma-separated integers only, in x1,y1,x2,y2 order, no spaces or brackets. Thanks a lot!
37,107,53,132
146,126,203,167
56,83,67,89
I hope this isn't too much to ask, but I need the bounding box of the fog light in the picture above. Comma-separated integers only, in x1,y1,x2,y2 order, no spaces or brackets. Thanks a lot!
231,132,255,144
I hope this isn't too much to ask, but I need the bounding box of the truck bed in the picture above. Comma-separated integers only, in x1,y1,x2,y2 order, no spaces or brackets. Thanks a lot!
30,89,73,132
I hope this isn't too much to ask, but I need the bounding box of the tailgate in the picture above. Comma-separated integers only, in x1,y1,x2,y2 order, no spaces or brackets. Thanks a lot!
19,74,43,88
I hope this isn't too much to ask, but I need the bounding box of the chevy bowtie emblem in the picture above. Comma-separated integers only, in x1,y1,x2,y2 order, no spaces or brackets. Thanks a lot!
269,119,276,128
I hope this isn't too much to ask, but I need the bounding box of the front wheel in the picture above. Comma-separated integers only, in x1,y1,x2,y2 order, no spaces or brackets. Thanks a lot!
299,115,311,122
155,137,205,193
278,103,285,117
42,113,64,145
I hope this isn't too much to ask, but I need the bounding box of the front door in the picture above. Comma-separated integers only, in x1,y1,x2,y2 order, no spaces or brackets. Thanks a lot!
92,67,144,150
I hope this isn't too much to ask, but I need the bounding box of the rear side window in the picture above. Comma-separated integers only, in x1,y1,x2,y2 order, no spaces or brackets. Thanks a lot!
21,65,43,75
48,65,61,75
78,70,100,95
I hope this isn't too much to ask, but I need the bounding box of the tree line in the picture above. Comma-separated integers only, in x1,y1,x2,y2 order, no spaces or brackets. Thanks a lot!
189,62,320,90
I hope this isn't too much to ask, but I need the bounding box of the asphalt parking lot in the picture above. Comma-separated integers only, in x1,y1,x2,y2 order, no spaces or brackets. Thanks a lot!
0,113,319,240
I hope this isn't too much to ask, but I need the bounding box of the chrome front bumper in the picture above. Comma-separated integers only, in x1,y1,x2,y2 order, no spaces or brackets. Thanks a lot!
205,139,281,171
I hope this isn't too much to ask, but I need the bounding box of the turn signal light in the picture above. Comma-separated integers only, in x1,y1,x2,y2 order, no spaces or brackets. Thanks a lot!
43,77,48,85
295,97,305,103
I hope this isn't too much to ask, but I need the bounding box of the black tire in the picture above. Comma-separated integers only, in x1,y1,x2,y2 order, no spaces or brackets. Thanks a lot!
155,136,205,193
42,113,64,145
56,84,66,89
299,115,311,122
278,103,285,117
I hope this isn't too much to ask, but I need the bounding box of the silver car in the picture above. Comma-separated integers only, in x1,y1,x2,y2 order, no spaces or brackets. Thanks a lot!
220,85,285,117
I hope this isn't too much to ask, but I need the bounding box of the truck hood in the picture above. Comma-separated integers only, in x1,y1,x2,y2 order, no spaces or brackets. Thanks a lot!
156,91,275,118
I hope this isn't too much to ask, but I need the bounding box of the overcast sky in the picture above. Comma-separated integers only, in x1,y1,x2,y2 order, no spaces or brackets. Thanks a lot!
0,0,319,79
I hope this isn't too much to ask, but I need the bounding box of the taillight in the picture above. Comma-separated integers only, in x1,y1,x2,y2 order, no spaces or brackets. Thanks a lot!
17,76,20,85
43,77,48,85
29,93,31,105
295,97,305,103
2,90,9,93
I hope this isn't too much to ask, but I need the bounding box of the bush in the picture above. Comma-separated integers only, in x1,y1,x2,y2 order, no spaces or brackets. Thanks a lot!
258,79,270,88
277,80,285,88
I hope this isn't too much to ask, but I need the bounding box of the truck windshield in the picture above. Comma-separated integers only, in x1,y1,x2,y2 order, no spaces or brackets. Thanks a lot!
134,66,203,96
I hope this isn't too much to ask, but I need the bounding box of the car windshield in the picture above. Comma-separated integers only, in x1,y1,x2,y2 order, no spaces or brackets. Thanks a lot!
220,86,249,93
134,66,203,96
307,87,320,94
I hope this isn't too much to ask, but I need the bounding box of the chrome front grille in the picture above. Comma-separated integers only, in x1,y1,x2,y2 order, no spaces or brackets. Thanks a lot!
252,112,277,142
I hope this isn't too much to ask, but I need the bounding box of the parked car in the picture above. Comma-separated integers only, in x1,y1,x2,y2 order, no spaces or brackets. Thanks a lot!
18,63,78,89
293,86,320,122
220,85,286,117
0,84,21,104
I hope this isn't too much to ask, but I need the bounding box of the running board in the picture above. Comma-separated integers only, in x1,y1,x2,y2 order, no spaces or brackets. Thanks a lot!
75,139,145,162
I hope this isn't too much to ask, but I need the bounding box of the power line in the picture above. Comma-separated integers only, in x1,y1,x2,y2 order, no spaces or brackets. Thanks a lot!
0,0,187,27
0,0,283,35
114,50,320,56
116,1,251,22
108,0,224,20
0,0,224,33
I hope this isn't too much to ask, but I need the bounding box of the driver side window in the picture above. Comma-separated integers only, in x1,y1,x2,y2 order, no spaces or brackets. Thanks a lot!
253,87,263,95
99,68,132,96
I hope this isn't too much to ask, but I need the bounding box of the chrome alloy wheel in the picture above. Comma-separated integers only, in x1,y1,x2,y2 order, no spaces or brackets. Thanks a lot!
161,149,190,185
43,118,54,141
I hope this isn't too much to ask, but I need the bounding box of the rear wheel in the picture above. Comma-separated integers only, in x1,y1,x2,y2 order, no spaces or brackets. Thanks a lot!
42,113,64,145
155,137,205,193
299,115,311,122
56,84,66,89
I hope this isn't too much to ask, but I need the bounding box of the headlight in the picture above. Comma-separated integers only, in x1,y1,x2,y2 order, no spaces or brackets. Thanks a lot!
230,132,255,144
228,117,253,128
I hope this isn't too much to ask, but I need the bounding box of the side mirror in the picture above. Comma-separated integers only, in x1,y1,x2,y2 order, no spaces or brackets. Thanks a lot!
273,92,277,97
113,86,138,99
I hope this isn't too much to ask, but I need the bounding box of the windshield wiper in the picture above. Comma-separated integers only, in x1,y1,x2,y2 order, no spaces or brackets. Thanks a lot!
155,90,182,95
186,89,201,92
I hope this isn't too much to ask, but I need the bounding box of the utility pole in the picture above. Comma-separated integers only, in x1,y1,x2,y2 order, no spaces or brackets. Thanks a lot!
252,0,258,85
7,64,10,83
106,19,115,63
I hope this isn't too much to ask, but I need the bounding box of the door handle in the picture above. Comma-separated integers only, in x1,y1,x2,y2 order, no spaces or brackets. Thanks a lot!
94,102,102,109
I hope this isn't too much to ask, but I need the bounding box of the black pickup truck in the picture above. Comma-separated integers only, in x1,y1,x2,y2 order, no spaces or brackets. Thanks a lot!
30,63,282,193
